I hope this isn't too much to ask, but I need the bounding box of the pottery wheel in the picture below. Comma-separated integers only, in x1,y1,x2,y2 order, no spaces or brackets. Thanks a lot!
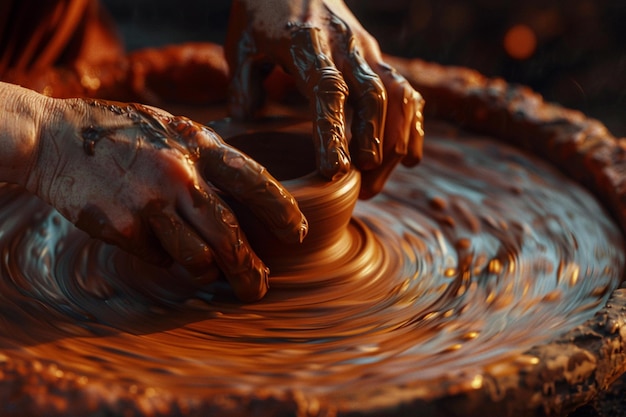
0,104,622,416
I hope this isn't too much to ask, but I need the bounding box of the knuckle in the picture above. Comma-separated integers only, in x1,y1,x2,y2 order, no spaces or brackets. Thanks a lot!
398,79,416,102
383,134,408,161
412,88,425,111
314,66,348,96
371,75,387,99
358,74,386,106
352,30,381,60
382,69,413,99
391,132,411,160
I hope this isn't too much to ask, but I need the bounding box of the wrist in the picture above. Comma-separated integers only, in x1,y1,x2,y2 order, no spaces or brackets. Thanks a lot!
0,82,58,188
23,95,82,209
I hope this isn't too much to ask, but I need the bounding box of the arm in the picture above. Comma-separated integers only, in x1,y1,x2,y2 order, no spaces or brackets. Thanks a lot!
226,0,425,198
0,82,44,186
0,81,307,301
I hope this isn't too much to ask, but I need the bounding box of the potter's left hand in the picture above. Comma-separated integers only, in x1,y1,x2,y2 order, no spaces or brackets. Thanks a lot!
21,94,306,302
226,0,425,198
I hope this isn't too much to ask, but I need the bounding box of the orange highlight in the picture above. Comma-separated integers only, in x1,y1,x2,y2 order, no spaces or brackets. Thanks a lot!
504,24,537,60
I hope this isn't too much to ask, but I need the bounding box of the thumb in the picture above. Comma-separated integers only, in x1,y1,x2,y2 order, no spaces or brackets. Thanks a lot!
227,32,272,120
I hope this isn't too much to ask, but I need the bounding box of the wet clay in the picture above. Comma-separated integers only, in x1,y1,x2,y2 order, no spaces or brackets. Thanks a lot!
210,117,360,271
0,109,622,416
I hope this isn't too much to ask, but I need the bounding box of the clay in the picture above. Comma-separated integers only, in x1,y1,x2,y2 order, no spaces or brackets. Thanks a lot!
81,125,112,155
0,108,623,416
1,48,626,416
2,42,231,105
208,117,360,271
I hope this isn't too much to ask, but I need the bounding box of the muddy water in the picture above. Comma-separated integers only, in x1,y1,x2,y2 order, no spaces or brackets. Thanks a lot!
0,121,622,413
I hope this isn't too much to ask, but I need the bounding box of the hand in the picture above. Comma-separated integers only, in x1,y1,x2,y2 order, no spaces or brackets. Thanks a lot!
226,0,425,198
25,98,308,301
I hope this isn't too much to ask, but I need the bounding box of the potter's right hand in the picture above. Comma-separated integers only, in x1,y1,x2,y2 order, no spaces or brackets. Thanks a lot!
226,0,424,199
23,94,307,302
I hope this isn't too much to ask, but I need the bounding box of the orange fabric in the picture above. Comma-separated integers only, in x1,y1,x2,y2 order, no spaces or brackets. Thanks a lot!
0,0,123,75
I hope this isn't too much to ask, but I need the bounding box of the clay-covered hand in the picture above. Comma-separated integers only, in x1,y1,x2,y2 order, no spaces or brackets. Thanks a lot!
25,98,307,301
226,0,424,198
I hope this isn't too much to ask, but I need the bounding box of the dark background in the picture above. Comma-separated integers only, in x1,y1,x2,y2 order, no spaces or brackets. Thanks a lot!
101,0,625,138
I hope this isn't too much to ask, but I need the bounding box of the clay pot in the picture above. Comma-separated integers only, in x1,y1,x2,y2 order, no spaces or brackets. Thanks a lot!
212,117,361,274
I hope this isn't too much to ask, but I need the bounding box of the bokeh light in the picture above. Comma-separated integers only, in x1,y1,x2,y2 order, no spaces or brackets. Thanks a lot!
503,24,537,60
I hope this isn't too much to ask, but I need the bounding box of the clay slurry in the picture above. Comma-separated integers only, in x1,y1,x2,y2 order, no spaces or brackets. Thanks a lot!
0,120,622,415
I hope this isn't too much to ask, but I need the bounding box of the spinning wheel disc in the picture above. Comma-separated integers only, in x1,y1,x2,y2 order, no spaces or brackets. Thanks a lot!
0,110,622,416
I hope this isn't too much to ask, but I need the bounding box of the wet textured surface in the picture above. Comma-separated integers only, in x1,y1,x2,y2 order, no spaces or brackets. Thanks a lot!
0,121,622,415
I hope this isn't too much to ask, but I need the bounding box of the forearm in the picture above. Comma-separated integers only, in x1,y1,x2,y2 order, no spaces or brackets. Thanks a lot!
0,82,50,186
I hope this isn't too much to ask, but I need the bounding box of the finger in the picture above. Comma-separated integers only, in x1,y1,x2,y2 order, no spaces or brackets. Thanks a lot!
402,89,425,167
75,203,171,267
225,10,273,119
159,117,308,244
177,183,269,302
226,27,271,120
345,54,387,171
329,14,386,171
359,66,416,199
146,205,220,279
194,127,308,244
286,27,350,180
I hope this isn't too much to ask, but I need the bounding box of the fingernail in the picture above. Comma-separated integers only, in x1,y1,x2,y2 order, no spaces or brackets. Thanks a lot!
232,265,270,302
299,219,309,243
264,197,309,244
355,116,383,165
260,266,270,298
261,266,270,291
321,144,350,180
357,135,382,170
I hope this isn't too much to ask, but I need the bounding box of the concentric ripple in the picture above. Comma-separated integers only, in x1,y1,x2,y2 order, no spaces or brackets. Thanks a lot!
0,122,622,415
